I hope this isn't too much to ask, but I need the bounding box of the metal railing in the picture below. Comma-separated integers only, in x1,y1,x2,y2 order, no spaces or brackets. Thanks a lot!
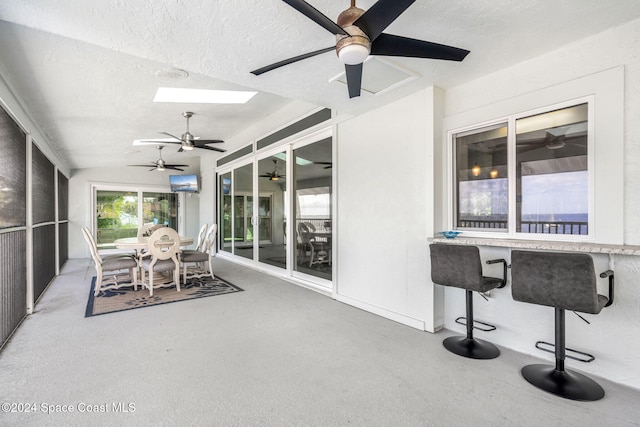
458,219,588,235
521,221,588,235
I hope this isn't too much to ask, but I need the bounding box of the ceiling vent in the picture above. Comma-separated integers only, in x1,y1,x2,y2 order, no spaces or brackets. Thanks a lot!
329,57,419,96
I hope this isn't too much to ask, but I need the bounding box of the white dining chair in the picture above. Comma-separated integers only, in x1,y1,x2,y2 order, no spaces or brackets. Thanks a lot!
138,227,181,296
181,224,217,284
81,226,138,296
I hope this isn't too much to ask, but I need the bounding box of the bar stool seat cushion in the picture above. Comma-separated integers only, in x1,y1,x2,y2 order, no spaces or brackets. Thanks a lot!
511,251,608,314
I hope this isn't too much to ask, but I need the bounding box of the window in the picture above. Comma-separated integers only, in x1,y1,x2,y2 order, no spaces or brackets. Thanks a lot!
94,188,178,249
455,123,508,231
453,101,591,238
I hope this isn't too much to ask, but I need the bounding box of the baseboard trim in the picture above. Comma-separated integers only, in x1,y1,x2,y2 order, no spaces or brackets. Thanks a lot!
334,294,426,331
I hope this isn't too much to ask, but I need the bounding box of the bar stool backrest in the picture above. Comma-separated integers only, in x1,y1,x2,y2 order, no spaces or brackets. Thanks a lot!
430,244,484,291
511,250,604,314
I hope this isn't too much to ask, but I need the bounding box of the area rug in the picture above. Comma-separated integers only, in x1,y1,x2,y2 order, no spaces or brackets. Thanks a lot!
85,275,243,317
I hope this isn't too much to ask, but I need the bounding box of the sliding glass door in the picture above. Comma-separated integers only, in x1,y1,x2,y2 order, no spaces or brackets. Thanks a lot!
257,152,287,269
95,190,139,248
218,161,254,260
94,187,178,249
216,131,333,286
292,137,332,281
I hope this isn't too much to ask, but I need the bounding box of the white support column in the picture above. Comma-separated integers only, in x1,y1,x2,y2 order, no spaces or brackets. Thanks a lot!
25,134,33,315
54,166,60,276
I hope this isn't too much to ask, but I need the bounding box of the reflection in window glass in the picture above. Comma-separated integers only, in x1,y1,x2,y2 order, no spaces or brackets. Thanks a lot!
293,138,332,281
96,191,139,248
455,123,508,231
234,163,253,260
142,192,178,230
220,173,232,253
258,153,286,269
516,103,588,234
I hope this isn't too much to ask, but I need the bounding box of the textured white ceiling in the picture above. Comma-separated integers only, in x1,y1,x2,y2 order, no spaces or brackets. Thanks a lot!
1,0,640,169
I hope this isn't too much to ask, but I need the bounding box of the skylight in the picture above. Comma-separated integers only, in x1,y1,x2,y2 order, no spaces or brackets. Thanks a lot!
273,152,313,166
153,87,257,104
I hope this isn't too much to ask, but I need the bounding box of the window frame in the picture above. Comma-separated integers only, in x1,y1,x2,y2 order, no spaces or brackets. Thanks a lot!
448,96,595,242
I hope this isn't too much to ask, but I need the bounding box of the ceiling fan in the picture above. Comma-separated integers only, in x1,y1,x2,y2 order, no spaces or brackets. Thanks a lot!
517,124,588,153
128,145,189,172
251,0,470,98
313,161,332,169
138,112,226,153
260,160,286,181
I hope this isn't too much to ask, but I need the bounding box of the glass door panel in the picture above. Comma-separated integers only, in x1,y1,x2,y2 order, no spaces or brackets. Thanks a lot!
96,190,139,248
96,189,178,249
293,138,332,280
220,172,232,253
142,192,178,230
258,153,287,269
234,163,254,260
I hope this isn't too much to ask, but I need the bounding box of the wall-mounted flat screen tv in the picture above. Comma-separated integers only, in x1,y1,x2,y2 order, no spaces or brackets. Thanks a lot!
170,174,199,193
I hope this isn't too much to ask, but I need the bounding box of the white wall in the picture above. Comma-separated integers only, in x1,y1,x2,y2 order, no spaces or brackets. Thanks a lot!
335,88,441,331
68,164,200,259
436,18,640,389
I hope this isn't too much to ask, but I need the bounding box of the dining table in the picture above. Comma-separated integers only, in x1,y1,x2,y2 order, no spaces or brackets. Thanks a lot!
113,236,194,251
114,235,194,285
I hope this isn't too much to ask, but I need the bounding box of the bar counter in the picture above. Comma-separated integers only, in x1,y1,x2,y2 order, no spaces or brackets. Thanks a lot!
429,236,640,256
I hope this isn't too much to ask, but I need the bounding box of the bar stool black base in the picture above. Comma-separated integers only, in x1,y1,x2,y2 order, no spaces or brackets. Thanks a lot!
521,364,605,401
443,336,500,360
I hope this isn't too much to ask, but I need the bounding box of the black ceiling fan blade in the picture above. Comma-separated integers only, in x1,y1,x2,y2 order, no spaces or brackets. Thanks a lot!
345,63,363,98
283,0,348,36
128,164,157,167
251,46,334,75
166,166,185,171
191,145,226,153
353,0,415,41
371,33,470,61
165,164,189,168
194,139,224,145
159,132,183,141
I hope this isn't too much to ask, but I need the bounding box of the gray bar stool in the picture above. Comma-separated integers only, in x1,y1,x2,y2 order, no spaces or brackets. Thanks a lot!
430,243,507,359
510,250,614,401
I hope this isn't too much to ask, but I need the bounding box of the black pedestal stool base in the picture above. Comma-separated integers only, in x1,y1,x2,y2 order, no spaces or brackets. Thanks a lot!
443,336,500,360
521,364,605,401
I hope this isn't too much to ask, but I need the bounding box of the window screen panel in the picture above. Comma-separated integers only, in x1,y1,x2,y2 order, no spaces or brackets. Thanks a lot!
58,171,69,221
33,224,56,301
0,230,27,348
32,143,55,225
0,106,26,229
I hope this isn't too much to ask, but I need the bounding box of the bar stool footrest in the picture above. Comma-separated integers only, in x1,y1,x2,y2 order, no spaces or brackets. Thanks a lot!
455,316,497,332
535,340,595,363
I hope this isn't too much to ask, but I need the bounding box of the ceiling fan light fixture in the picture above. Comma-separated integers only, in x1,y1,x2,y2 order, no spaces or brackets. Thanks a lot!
336,5,369,66
337,41,370,65
181,132,195,151
336,19,370,65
